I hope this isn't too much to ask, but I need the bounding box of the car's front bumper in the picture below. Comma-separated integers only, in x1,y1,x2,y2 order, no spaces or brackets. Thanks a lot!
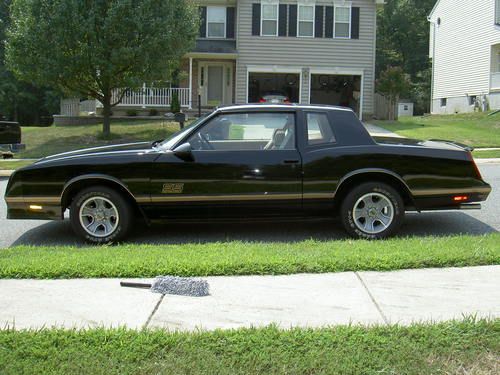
5,196,63,220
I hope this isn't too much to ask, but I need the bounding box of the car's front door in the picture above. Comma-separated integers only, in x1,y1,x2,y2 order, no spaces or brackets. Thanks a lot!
148,111,303,219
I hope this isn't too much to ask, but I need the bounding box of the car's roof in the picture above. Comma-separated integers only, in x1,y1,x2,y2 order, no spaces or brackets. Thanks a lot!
216,103,354,113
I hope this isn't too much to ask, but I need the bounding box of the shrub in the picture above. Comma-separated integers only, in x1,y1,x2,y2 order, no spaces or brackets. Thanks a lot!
126,109,138,117
170,92,180,113
149,108,159,116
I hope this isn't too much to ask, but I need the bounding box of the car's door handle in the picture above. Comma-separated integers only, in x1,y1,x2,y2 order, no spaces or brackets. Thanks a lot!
283,159,300,164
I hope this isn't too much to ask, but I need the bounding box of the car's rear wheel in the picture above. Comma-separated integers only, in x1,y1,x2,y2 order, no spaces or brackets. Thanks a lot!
70,186,133,244
340,182,404,239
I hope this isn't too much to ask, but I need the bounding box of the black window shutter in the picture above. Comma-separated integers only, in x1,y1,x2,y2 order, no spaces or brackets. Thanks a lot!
288,4,297,37
252,3,261,36
351,7,360,39
278,4,287,37
325,6,333,38
199,7,207,38
226,7,235,38
315,6,324,38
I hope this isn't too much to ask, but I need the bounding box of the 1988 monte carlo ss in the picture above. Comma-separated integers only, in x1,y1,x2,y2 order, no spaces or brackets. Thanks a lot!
4,104,492,243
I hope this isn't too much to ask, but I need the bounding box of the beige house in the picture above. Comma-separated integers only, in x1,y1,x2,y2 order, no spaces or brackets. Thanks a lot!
110,0,383,120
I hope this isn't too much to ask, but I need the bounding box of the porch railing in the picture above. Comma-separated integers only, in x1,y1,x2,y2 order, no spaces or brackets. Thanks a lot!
111,85,191,108
491,72,500,90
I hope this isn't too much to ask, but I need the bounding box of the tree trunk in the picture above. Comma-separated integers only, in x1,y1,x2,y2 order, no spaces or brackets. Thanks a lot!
102,94,112,138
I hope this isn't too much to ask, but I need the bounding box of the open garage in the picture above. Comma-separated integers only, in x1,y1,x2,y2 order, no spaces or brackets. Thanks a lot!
248,72,300,103
310,74,361,115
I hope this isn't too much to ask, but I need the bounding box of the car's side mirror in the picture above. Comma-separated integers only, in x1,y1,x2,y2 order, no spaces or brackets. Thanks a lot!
173,142,194,162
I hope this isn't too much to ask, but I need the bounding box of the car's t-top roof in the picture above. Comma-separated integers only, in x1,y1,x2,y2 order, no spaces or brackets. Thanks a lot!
216,104,354,113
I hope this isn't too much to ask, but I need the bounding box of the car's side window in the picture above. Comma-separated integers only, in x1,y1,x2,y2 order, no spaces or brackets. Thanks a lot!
306,112,337,146
187,112,296,151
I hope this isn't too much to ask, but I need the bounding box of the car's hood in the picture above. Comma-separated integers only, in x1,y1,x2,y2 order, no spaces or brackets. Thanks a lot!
38,142,155,163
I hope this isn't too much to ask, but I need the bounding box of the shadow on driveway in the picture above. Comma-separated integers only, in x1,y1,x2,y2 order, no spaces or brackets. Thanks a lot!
9,211,498,247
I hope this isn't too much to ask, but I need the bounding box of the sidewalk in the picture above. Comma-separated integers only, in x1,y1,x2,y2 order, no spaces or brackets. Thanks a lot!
1,266,498,331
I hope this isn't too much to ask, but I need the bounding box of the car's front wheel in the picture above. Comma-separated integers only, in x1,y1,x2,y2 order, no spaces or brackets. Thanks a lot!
340,182,404,239
70,186,133,244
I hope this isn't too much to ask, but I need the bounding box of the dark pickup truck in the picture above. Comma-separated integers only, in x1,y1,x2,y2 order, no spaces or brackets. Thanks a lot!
0,121,25,158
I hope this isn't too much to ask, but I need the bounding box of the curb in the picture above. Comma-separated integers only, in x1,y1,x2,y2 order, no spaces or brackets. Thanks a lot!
474,158,500,164
0,170,14,177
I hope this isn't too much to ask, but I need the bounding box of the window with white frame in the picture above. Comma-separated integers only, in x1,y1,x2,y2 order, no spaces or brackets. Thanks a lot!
207,6,226,38
261,3,279,36
298,4,314,37
334,6,351,38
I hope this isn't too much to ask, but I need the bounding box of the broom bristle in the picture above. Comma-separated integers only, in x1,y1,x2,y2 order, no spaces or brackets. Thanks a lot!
151,276,210,297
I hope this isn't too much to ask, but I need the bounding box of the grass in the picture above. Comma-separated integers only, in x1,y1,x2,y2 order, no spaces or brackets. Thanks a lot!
0,160,34,170
18,120,181,158
373,112,500,147
473,149,500,159
0,319,498,375
0,234,498,279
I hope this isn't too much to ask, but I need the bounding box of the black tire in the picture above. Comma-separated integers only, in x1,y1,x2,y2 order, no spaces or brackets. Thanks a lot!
340,182,404,239
70,186,133,244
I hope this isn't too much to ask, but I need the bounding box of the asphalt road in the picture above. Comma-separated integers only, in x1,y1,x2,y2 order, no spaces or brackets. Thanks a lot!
0,165,499,248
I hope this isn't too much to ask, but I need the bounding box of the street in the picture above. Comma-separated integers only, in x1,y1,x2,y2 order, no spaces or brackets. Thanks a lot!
0,164,498,248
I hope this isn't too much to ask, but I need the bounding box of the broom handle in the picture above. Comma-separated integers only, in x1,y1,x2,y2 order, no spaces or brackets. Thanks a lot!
120,281,152,289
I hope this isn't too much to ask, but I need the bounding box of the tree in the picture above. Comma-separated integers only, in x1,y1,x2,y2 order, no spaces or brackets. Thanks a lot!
377,66,411,121
6,0,198,136
376,0,436,114
0,0,58,124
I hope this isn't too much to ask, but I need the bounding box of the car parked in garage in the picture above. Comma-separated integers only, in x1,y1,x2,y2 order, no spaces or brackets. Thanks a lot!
4,104,491,243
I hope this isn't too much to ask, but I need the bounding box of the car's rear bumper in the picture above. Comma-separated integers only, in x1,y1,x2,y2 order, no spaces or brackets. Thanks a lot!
412,185,492,211
5,197,63,220
0,143,26,153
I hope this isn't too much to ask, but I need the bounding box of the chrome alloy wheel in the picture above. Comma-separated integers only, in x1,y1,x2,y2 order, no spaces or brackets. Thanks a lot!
79,197,120,238
352,192,395,235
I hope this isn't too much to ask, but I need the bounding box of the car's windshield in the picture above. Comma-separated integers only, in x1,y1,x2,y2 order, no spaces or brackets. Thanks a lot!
158,114,209,150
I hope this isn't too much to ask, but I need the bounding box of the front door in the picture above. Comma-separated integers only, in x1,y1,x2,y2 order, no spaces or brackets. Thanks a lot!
149,111,302,219
207,66,223,106
200,62,233,106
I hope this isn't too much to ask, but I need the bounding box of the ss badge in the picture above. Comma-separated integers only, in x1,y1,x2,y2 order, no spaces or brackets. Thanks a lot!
162,183,184,194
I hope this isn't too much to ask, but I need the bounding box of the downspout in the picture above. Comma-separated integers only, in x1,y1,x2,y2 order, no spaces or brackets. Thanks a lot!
428,15,436,114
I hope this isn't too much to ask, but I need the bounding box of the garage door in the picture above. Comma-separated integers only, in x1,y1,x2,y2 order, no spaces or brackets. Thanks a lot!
310,74,361,114
248,73,300,103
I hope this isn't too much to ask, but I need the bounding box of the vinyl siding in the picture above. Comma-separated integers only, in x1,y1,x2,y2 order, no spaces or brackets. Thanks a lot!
430,0,500,110
235,0,377,116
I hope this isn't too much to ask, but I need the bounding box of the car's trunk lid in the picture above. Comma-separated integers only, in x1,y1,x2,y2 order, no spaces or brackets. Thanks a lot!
373,136,474,152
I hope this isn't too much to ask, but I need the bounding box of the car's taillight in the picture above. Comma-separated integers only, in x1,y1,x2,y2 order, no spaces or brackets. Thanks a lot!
284,98,291,104
467,151,483,180
259,98,266,103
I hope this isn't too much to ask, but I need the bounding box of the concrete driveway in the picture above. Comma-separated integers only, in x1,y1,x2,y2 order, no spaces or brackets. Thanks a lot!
0,164,498,247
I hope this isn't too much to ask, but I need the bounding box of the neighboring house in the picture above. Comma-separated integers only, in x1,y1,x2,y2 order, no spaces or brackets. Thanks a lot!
109,0,384,120
429,0,500,114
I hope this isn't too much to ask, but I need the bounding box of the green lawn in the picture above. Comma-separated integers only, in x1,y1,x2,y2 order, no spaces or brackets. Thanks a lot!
373,112,500,147
473,149,500,159
0,160,34,170
1,234,498,279
0,319,498,375
17,120,182,159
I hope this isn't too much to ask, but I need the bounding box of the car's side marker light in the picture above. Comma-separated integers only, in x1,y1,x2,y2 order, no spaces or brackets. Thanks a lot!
453,196,468,202
29,205,43,210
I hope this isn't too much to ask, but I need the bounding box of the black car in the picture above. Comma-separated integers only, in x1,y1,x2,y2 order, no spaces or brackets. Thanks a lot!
0,121,25,158
4,104,491,243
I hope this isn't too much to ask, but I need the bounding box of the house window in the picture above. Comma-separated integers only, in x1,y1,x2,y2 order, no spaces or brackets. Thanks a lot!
207,6,226,38
261,3,278,36
496,0,500,25
298,4,314,37
469,96,477,106
440,98,447,107
334,6,351,38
